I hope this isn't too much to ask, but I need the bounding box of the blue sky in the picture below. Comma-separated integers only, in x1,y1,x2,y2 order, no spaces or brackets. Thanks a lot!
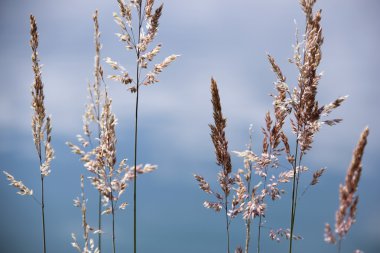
0,0,379,252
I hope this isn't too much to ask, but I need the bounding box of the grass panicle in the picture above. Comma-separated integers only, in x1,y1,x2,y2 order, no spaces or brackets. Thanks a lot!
71,175,100,253
324,127,369,253
3,15,55,253
194,78,237,253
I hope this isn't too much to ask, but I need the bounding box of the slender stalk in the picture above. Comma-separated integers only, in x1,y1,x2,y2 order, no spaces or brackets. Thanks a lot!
224,191,230,253
81,177,89,251
133,2,143,253
257,173,268,253
257,217,261,253
111,198,116,253
93,10,103,251
30,15,49,253
133,82,139,253
98,187,102,252
245,129,253,253
41,175,46,253
337,239,342,253
97,110,102,253
289,32,307,249
245,220,251,253
38,151,47,253
289,139,299,253
293,155,303,218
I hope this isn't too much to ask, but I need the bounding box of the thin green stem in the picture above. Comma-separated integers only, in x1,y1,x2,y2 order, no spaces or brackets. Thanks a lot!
111,197,116,253
289,13,314,250
338,239,342,253
98,190,102,252
41,175,46,253
293,155,303,217
133,2,143,253
245,130,253,253
289,139,299,253
225,191,230,253
257,173,268,253
133,81,139,253
97,110,102,253
37,144,47,253
257,219,261,253
257,145,272,253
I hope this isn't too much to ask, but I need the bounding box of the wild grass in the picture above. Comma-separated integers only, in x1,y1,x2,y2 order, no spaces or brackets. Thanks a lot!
324,127,369,253
3,14,55,253
1,0,370,253
194,1,369,253
106,1,177,252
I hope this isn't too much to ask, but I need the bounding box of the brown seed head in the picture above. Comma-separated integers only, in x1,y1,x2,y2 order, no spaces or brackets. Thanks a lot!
209,78,232,175
335,127,369,238
30,14,46,155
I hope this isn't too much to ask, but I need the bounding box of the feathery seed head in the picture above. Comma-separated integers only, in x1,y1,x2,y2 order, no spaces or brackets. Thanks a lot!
210,78,232,176
334,127,369,239
3,171,33,196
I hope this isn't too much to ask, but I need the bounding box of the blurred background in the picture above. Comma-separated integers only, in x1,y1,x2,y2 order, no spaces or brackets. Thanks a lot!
0,0,379,252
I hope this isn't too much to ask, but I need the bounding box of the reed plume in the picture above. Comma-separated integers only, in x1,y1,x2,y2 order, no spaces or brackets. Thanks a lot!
194,78,236,253
3,15,55,253
324,127,369,253
4,15,54,253
31,15,55,253
210,78,233,253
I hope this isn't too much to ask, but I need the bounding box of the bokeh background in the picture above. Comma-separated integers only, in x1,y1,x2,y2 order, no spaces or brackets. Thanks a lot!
0,0,379,252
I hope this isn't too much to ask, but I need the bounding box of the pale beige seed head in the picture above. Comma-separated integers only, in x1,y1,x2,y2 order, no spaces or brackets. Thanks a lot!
3,171,33,196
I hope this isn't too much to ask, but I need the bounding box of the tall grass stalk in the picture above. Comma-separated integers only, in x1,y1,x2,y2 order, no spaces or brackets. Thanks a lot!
68,10,105,251
133,2,143,251
2,14,54,253
324,127,369,253
194,78,234,253
68,10,135,251
40,170,46,253
93,11,103,252
244,126,253,253
109,1,178,252
210,78,233,253
289,140,300,253
280,0,347,250
30,15,55,253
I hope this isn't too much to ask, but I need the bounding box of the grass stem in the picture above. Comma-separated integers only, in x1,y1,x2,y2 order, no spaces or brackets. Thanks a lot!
41,175,46,253
133,3,143,253
225,192,230,253
289,139,300,253
111,198,116,253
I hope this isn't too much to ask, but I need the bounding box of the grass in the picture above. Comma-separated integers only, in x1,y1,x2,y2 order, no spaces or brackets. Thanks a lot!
1,0,371,253
3,14,55,253
194,1,369,253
